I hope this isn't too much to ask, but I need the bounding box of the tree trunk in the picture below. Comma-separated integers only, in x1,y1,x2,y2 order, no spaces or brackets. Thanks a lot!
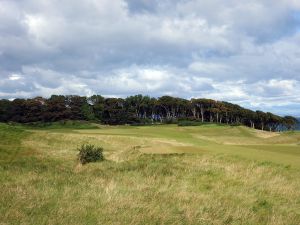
226,112,228,124
200,105,204,122
192,108,196,118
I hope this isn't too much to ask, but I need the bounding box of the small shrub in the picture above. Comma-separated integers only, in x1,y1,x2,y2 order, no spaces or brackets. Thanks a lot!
165,118,178,124
230,122,242,126
130,118,153,126
178,120,205,126
78,144,104,164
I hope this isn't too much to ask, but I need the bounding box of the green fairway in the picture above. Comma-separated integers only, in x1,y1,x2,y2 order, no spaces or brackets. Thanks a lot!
1,123,300,225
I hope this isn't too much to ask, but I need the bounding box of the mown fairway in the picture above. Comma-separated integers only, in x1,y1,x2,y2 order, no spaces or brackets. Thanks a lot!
1,123,300,225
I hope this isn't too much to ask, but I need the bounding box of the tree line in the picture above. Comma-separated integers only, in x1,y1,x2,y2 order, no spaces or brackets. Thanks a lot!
0,95,298,131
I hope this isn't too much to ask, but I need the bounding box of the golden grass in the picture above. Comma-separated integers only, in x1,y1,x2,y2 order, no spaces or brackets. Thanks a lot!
1,124,300,224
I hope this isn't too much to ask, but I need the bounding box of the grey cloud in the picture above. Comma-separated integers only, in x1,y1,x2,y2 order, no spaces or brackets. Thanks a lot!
125,0,159,13
0,0,300,115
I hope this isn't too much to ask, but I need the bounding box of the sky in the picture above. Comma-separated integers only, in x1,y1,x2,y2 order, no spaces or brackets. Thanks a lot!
0,0,300,116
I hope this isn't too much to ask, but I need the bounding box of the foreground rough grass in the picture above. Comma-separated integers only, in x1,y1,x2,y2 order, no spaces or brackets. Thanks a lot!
0,123,300,225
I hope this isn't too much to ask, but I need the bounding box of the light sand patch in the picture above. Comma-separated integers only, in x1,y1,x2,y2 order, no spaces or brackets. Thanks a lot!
192,134,218,143
139,145,178,154
140,139,197,154
251,129,280,138
151,138,193,147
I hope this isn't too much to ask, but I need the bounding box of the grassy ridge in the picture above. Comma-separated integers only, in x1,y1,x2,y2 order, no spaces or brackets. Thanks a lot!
0,123,300,225
14,120,101,130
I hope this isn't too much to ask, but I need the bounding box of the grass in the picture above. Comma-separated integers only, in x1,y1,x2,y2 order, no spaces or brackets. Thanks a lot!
0,123,300,225
12,120,101,130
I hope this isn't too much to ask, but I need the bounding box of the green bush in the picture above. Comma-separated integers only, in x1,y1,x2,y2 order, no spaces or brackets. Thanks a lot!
178,120,206,126
130,118,153,126
78,144,104,164
165,118,178,124
230,122,242,126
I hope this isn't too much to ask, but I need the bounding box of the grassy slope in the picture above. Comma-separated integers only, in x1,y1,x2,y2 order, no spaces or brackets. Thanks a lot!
0,123,299,225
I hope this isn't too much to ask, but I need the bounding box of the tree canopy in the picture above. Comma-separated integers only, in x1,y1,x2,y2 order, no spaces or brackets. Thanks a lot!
0,95,298,131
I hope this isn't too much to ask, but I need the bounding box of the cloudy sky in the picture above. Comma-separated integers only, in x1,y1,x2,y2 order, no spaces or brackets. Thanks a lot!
0,0,300,116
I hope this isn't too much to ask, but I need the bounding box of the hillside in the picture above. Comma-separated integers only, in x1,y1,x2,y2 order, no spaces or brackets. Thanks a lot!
0,123,300,224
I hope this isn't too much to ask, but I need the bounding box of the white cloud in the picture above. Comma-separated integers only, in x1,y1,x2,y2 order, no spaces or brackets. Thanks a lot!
8,74,22,80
